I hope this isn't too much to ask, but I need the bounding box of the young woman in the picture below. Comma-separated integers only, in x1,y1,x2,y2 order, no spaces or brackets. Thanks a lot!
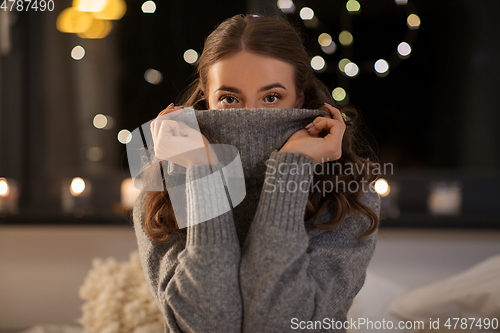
133,14,380,332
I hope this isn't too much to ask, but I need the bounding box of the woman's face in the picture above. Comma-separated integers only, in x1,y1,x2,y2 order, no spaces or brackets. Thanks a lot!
206,51,304,109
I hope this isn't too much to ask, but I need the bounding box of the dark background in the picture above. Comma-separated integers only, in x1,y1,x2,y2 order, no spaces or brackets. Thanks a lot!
1,0,499,226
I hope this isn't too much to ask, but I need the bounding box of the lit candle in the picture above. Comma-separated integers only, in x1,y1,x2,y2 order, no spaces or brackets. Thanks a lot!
61,177,92,217
0,177,19,216
121,178,141,211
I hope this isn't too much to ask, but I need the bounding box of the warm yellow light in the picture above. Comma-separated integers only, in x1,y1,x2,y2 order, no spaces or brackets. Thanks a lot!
92,0,126,20
346,0,361,12
0,178,9,197
77,18,112,39
93,114,107,129
299,7,314,20
407,14,421,29
183,49,198,64
375,178,390,197
73,0,107,12
339,30,353,46
338,58,351,72
318,33,332,47
118,129,132,144
332,87,346,102
70,177,86,196
56,7,93,33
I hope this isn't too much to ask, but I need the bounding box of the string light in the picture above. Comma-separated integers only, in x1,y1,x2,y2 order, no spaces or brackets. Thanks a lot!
141,1,156,13
183,49,198,64
310,56,325,71
299,7,314,20
374,59,389,74
344,62,359,77
71,46,85,60
346,0,361,13
332,87,347,102
277,0,295,13
339,31,353,46
398,42,412,57
407,14,421,29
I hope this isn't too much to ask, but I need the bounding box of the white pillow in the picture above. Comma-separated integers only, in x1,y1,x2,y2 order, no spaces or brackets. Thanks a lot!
347,270,408,333
387,254,500,331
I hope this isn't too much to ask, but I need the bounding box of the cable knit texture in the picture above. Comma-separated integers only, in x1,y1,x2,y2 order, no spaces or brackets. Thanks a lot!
133,108,380,333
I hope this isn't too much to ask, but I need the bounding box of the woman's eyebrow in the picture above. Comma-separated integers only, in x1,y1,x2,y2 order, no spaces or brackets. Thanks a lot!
215,86,241,93
215,83,287,93
258,83,287,92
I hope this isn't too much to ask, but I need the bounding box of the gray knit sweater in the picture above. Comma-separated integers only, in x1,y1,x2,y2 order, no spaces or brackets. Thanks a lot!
132,108,380,333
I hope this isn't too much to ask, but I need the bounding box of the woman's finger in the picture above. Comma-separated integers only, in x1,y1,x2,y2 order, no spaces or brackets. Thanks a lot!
157,103,184,117
323,103,343,123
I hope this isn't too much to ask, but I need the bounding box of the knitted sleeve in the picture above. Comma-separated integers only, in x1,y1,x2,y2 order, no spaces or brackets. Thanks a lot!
133,162,242,333
239,150,380,333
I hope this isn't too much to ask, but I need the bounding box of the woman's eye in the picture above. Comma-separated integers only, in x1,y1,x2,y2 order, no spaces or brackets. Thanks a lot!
221,96,237,104
264,94,279,103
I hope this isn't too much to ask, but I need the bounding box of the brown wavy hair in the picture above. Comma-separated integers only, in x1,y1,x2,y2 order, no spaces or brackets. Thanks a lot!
140,14,380,242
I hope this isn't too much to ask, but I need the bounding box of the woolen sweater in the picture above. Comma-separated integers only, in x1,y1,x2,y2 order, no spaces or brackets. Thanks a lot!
132,108,380,333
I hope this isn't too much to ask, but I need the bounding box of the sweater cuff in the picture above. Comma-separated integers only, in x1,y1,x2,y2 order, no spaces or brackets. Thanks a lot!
253,150,315,231
185,162,238,246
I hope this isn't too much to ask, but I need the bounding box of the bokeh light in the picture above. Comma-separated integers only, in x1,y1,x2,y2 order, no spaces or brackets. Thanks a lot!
339,30,353,46
93,114,107,129
92,0,127,20
144,69,163,84
374,59,389,74
299,7,314,20
344,62,359,77
318,33,332,47
346,0,361,12
407,14,421,29
56,7,93,33
183,49,198,64
71,46,85,60
70,177,86,196
332,87,346,102
375,178,390,197
141,1,156,13
277,0,295,13
338,58,351,72
77,18,112,39
395,0,408,4
397,42,412,57
118,129,132,144
0,178,9,197
321,42,337,54
86,147,105,162
310,56,325,71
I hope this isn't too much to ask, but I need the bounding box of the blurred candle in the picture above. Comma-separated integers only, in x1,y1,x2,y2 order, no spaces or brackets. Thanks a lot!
427,181,462,215
61,177,92,217
121,178,141,211
0,177,19,216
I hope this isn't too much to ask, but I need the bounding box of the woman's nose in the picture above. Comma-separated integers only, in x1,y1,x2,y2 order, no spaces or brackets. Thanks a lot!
243,100,258,109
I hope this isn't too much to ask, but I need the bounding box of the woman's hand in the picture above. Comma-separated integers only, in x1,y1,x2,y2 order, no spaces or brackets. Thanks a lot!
150,103,220,168
279,103,346,163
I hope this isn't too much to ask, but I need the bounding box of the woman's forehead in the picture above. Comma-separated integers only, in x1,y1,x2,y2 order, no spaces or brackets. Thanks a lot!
206,51,295,92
